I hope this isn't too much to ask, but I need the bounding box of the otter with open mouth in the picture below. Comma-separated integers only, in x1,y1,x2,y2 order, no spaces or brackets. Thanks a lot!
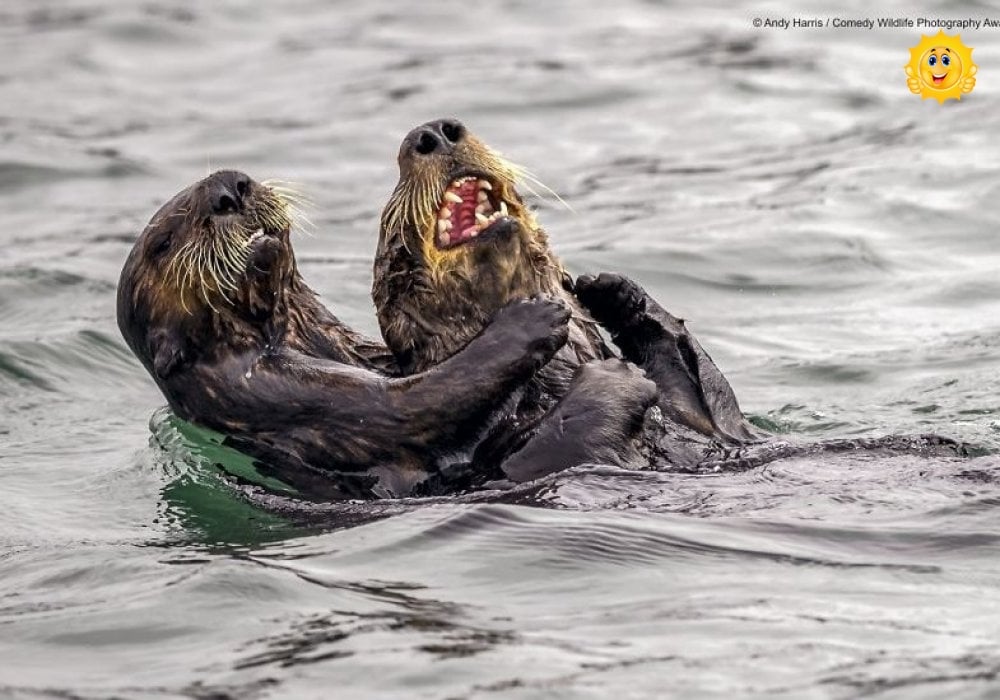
374,119,755,465
374,120,969,471
118,170,656,498
376,120,610,406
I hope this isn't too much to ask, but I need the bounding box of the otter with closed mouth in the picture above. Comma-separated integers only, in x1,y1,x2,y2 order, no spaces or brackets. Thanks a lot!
118,170,655,498
373,119,965,470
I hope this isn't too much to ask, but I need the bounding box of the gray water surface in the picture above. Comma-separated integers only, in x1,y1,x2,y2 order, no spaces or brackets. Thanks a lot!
3,1,1000,698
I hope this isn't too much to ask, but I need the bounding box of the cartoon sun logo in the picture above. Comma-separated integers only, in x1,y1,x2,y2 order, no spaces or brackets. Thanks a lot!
905,31,977,103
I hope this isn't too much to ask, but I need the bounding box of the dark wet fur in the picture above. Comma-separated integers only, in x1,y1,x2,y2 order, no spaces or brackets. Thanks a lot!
119,170,633,499
373,121,969,475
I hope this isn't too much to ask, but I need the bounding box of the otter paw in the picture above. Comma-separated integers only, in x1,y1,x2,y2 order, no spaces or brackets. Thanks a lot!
493,296,571,366
578,358,658,414
575,273,648,334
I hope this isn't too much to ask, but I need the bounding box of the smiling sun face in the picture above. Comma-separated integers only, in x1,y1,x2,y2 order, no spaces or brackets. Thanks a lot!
920,47,962,90
905,31,977,103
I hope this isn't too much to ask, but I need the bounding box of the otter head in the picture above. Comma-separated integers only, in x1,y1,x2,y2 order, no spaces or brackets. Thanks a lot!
378,118,563,308
117,170,296,382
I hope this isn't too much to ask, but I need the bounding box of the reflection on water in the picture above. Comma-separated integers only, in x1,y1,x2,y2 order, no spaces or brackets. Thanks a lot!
2,0,1000,697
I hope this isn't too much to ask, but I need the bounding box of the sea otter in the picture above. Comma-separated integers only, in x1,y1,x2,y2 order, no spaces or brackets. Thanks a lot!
118,170,656,499
374,119,755,466
372,120,967,470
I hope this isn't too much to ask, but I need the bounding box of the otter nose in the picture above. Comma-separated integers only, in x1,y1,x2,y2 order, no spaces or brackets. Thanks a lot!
208,170,252,215
405,118,466,157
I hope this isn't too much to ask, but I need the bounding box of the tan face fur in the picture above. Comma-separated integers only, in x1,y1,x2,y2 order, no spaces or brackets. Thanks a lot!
378,122,563,313
373,120,588,376
130,174,296,328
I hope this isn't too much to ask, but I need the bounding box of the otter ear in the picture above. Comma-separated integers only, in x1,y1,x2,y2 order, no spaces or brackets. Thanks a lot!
149,329,187,380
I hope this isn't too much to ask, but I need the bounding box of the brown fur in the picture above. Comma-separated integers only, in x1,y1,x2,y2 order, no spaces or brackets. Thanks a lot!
373,124,609,411
372,123,968,471
119,170,592,498
373,120,765,446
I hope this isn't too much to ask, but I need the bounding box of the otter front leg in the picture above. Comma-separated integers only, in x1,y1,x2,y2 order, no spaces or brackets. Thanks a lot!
499,359,658,483
397,297,572,452
575,273,756,443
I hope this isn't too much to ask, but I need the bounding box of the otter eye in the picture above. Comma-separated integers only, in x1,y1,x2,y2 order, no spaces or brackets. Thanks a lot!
942,55,951,67
151,230,173,257
928,55,937,67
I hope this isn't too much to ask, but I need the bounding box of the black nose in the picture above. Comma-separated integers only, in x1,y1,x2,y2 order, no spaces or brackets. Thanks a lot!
208,170,252,215
404,118,466,157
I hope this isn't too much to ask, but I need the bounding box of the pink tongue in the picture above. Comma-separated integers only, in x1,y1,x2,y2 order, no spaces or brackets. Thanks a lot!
450,180,480,242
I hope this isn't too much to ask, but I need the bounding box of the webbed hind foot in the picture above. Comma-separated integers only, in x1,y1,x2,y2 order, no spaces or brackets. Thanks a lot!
576,272,757,444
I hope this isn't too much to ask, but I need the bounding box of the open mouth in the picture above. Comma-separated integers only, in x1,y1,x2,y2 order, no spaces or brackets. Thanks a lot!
435,175,511,249
932,73,947,84
248,227,267,245
246,224,287,247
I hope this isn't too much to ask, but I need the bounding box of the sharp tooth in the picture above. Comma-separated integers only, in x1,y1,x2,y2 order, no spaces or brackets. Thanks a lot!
439,206,451,219
478,180,492,191
437,219,450,234
475,203,487,214
444,192,463,204
440,232,451,246
499,201,508,215
477,191,488,203
475,212,489,226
